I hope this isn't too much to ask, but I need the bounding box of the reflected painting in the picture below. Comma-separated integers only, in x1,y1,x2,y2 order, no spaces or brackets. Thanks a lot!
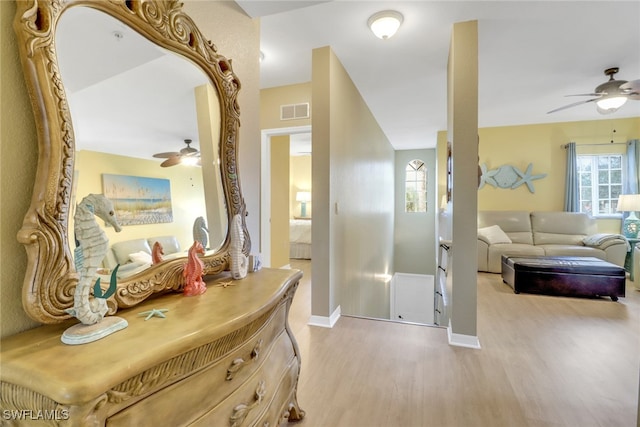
102,174,173,225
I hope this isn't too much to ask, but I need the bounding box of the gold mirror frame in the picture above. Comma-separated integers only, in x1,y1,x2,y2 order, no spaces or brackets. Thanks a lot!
14,0,249,324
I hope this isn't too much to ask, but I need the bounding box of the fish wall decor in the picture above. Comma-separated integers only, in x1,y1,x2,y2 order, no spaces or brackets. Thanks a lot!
479,163,546,193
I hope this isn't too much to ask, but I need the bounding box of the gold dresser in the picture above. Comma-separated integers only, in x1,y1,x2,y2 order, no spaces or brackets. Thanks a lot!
0,268,305,426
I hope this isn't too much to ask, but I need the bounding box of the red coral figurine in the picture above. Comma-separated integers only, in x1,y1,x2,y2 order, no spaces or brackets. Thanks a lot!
183,241,206,296
152,241,164,265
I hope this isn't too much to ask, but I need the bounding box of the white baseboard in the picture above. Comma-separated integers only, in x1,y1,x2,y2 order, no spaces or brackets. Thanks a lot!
308,305,341,328
447,323,481,349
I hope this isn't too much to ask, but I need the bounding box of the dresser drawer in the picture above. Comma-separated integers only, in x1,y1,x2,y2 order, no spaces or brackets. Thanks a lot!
106,304,289,426
189,336,297,427
252,359,301,427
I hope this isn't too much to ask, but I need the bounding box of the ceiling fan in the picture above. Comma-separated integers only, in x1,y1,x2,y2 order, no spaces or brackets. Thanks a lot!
152,139,201,167
547,67,640,115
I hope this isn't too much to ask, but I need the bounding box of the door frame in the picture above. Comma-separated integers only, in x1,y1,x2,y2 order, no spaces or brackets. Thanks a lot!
260,125,312,267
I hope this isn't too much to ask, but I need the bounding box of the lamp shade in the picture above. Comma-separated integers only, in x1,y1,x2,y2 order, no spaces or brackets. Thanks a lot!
617,194,640,212
618,194,640,238
296,191,311,203
368,10,403,40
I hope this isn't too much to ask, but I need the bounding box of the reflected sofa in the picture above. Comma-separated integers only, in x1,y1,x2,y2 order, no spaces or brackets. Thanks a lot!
477,211,628,273
102,235,182,278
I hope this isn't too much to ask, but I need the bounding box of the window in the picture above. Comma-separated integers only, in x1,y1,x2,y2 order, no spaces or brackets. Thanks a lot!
405,159,427,212
577,154,623,216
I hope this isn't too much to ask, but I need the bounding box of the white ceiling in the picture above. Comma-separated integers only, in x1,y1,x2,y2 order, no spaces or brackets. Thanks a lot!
56,7,210,160
239,0,640,150
55,1,640,159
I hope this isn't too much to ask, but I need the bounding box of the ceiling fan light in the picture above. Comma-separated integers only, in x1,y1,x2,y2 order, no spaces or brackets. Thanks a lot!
368,10,403,40
596,96,627,111
181,156,199,166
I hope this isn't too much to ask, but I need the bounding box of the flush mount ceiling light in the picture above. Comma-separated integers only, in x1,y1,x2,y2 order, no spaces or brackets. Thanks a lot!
368,10,403,40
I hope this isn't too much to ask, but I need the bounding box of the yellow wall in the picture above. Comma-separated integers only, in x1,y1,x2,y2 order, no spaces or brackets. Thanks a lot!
438,117,640,233
1,0,41,336
260,83,311,130
74,150,206,251
270,136,290,268
290,155,312,217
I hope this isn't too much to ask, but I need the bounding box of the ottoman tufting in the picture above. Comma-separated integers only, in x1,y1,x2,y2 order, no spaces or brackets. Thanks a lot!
501,255,625,301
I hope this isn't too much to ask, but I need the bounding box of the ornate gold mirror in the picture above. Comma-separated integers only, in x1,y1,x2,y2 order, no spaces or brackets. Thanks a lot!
14,0,249,324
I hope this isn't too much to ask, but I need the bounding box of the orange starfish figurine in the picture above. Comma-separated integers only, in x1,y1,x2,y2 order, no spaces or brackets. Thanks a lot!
183,241,206,296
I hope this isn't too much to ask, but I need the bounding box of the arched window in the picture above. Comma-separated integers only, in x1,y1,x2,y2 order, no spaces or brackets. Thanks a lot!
405,159,427,212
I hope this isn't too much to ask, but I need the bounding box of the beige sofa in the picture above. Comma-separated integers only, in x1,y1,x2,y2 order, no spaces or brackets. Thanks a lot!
102,235,183,278
477,211,628,273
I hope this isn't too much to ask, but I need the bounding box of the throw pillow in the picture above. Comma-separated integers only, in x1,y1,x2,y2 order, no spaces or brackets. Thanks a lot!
129,251,152,264
478,225,512,244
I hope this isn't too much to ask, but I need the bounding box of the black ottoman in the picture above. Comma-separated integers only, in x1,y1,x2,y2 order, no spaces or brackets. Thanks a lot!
501,256,625,301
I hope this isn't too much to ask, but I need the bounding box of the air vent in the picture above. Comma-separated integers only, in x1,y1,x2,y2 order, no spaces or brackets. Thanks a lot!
280,103,310,120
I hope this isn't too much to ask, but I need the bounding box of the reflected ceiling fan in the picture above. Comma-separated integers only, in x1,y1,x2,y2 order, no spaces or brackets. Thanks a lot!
547,67,640,115
152,139,201,167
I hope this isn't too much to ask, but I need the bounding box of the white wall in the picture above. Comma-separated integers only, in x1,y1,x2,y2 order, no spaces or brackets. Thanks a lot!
394,149,437,275
312,47,395,321
447,20,479,347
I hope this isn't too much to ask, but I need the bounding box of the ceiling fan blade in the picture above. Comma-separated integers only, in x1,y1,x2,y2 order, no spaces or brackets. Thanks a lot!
564,93,603,97
547,97,598,114
620,79,640,100
160,156,182,167
153,151,180,159
180,146,198,155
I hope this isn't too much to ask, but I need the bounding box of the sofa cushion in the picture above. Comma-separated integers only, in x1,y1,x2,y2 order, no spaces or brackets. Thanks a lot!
478,225,512,244
531,211,596,245
539,244,605,259
147,236,180,255
478,211,533,245
111,239,151,265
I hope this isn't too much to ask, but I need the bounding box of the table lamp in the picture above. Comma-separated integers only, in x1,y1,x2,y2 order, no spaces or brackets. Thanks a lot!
617,194,640,238
296,191,311,218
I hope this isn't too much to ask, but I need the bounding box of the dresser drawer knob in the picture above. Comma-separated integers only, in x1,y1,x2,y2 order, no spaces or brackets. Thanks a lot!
226,358,246,381
251,339,263,360
226,339,265,381
230,380,266,427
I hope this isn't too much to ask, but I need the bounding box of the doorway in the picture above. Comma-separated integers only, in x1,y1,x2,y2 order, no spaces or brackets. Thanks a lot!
260,125,311,267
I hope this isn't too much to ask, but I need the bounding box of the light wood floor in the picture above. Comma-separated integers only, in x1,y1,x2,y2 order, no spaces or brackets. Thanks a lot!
287,259,640,427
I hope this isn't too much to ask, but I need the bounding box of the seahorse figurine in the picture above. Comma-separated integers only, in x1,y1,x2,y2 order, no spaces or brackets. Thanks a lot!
192,216,209,249
69,194,122,325
230,214,249,279
152,241,164,264
183,241,206,296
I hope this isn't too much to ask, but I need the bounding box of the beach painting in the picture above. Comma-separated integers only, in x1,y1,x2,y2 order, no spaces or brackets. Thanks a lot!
102,174,173,226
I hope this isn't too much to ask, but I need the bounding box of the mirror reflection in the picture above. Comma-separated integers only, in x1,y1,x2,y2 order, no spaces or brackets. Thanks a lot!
56,7,228,280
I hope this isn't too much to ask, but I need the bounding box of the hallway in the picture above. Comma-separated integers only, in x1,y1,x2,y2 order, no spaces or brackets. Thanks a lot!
286,259,639,427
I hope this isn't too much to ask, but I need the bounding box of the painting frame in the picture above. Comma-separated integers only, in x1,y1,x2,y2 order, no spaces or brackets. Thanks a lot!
102,174,173,226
